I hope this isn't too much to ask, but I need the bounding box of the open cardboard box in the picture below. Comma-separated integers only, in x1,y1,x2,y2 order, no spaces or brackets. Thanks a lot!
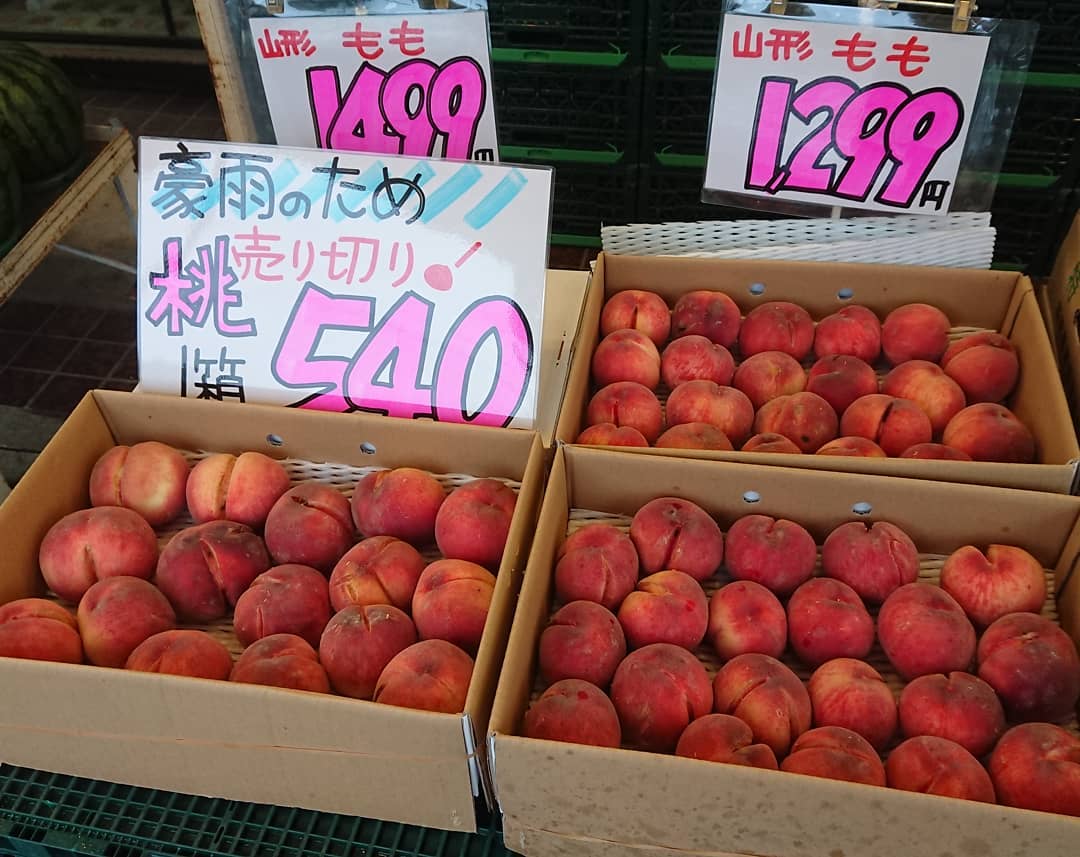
1051,213,1080,424
489,446,1080,857
0,390,546,832
555,254,1080,493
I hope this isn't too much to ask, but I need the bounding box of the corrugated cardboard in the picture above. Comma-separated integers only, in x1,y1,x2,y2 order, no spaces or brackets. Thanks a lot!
1051,213,1080,423
490,446,1080,857
0,390,546,832
556,254,1080,493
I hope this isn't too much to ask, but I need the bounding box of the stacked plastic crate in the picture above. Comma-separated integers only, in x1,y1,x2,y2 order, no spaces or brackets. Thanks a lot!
487,1,647,245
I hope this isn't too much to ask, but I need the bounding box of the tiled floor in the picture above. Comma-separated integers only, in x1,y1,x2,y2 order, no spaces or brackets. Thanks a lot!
0,76,596,490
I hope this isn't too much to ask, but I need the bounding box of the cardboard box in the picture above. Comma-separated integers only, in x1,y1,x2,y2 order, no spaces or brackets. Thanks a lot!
1051,213,1080,422
0,390,546,833
556,253,1080,493
490,446,1080,857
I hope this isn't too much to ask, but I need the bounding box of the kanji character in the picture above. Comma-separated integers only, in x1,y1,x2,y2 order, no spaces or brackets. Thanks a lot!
184,236,256,336
152,143,212,220
147,237,198,336
886,35,931,77
832,32,877,72
341,22,383,59
292,240,316,281
319,236,379,284
232,226,284,282
256,28,284,60
183,346,246,401
220,152,275,221
278,28,316,58
763,28,813,62
732,23,763,58
389,241,414,287
388,19,424,57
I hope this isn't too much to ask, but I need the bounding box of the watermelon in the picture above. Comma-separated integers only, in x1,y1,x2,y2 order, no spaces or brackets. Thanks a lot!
0,138,21,257
0,41,84,187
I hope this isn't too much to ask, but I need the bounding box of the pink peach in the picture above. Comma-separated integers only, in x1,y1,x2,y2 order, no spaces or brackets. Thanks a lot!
725,514,817,596
126,630,233,681
887,736,995,803
328,536,425,613
942,403,1036,464
732,351,806,410
815,437,887,457
411,559,496,654
714,653,812,757
806,355,879,418
898,672,1005,758
575,423,650,447
808,658,897,751
781,726,886,787
0,598,82,664
878,583,976,680
435,478,517,570
675,714,779,769
617,570,707,650
319,604,417,699
813,305,881,363
941,332,1019,403
233,564,331,649
821,520,919,604
230,633,329,693
666,381,754,446
882,360,967,435
741,432,802,454
264,483,353,571
373,639,474,713
77,576,176,669
185,451,291,529
753,392,838,453
670,290,741,348
555,524,639,611
738,301,814,360
661,335,735,388
655,423,733,450
592,329,661,389
351,467,446,546
539,600,626,688
939,544,1047,628
707,580,787,661
629,496,724,582
523,679,621,748
841,394,933,457
89,441,190,526
585,382,664,444
881,303,951,365
787,578,875,668
600,290,671,347
989,723,1080,816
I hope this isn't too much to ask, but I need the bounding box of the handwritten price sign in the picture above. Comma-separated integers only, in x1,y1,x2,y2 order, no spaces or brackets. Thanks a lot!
704,14,989,214
249,12,498,162
137,138,551,429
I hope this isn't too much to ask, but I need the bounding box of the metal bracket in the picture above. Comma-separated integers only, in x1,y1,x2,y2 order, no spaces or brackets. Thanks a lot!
768,0,788,14
265,0,284,13
857,1,976,33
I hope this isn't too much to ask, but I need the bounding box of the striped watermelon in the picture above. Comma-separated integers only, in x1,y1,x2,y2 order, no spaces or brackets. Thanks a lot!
0,138,20,257
0,42,84,187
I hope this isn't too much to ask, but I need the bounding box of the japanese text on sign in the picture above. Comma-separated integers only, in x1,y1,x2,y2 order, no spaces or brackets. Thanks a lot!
704,14,989,214
250,12,498,163
138,138,552,429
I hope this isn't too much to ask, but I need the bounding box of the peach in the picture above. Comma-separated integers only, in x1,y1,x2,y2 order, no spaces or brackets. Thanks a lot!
899,442,972,460
319,604,417,699
878,583,976,680
233,564,331,649
841,394,932,457
0,598,82,664
555,523,639,611
411,559,495,654
881,303,951,365
77,577,176,669
38,507,157,603
707,580,787,661
741,432,801,454
808,659,896,751
977,612,1080,723
753,392,838,453
523,679,621,748
666,381,754,445
821,521,919,604
539,600,626,688
592,329,661,389
661,336,735,388
575,423,650,447
940,544,1047,628
610,643,712,752
815,437,887,457
435,478,517,570
655,423,733,450
733,351,806,410
155,521,271,623
125,630,233,681
989,723,1080,816
675,714,779,769
806,355,879,418
713,653,811,757
265,483,353,571
941,332,1019,403
185,452,291,529
898,672,1005,758
585,382,664,444
738,301,814,360
230,633,329,693
373,639,474,713
351,467,445,546
89,441,189,526
725,514,816,596
942,403,1036,464
781,726,886,787
600,289,671,346
617,570,707,650
882,360,967,435
328,536,425,613
787,578,874,668
887,736,995,802
629,496,724,582
670,290,741,348
813,305,881,363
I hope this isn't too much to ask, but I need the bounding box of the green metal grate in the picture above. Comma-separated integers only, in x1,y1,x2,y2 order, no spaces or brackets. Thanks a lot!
0,766,513,857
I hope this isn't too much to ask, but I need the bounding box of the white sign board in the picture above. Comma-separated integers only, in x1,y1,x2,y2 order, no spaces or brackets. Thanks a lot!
137,138,552,430
249,12,499,162
704,13,990,214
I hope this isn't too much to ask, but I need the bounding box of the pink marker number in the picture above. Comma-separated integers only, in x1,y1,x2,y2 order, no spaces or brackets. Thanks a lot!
746,77,794,191
832,82,909,201
343,292,435,419
380,58,439,156
879,88,963,207
433,297,533,427
782,77,857,193
429,58,486,161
